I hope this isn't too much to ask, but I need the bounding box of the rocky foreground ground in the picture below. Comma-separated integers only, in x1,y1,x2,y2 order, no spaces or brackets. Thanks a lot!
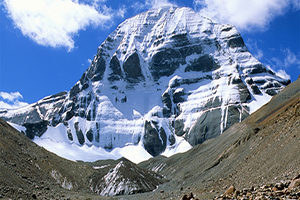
179,174,300,200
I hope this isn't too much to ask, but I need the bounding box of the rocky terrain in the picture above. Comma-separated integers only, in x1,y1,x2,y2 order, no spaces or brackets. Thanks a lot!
0,119,164,199
215,174,300,200
0,7,289,162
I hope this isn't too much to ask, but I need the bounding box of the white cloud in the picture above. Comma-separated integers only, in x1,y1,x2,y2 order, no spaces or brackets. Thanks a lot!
0,91,22,102
3,0,112,51
194,0,300,31
0,91,29,110
145,0,177,9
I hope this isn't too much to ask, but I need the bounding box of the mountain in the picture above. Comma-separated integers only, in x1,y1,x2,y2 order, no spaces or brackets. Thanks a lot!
135,76,300,200
0,118,164,199
0,7,290,161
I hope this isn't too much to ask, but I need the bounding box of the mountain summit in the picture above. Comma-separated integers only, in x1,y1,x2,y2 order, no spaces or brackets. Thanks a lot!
0,7,290,161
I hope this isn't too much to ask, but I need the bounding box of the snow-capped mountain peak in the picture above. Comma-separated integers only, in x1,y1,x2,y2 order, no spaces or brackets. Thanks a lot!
0,7,290,163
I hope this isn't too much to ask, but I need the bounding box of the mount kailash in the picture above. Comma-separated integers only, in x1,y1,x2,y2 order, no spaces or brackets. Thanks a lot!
0,7,290,163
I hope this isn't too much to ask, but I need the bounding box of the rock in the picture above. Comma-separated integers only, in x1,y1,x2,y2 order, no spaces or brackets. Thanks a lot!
288,179,300,190
86,129,94,142
293,174,300,180
227,35,245,48
24,120,49,139
185,54,220,72
143,121,167,156
266,88,278,96
123,52,144,83
108,55,123,82
187,109,222,146
224,185,235,196
87,56,106,82
74,122,85,145
174,119,185,136
67,129,73,141
249,64,267,74
181,194,189,200
251,84,262,94
150,48,184,80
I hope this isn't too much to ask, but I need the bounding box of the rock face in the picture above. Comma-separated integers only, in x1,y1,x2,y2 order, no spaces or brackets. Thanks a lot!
89,158,164,196
0,7,290,159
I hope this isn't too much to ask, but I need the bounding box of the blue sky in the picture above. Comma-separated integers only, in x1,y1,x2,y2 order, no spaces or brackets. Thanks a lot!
0,0,299,109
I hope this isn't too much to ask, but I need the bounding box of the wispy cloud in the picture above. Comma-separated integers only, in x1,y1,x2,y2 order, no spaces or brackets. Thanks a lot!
3,0,113,51
270,49,300,69
145,0,177,9
0,91,29,110
194,0,300,31
245,39,264,60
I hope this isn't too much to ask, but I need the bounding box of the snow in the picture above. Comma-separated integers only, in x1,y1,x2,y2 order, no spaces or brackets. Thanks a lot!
162,136,192,157
8,122,26,132
248,93,272,114
33,136,152,164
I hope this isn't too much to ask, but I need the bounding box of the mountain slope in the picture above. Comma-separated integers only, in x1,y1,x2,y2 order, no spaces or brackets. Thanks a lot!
135,77,300,199
0,7,290,161
0,119,164,199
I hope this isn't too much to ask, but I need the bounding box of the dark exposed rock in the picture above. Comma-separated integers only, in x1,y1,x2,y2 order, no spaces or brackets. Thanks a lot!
246,78,254,85
24,121,49,139
123,52,144,83
86,129,94,142
187,109,222,146
87,57,106,82
150,49,184,80
253,79,266,84
79,72,88,85
82,83,89,90
237,83,251,103
185,55,220,72
279,79,291,86
178,44,202,57
225,106,248,128
266,89,278,96
95,123,100,143
74,122,85,145
249,64,267,74
171,33,190,47
251,84,262,94
173,89,185,104
108,55,123,82
67,129,73,141
228,35,245,48
231,76,243,84
162,91,172,112
143,121,167,156
70,83,80,98
174,119,185,136
169,134,176,146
